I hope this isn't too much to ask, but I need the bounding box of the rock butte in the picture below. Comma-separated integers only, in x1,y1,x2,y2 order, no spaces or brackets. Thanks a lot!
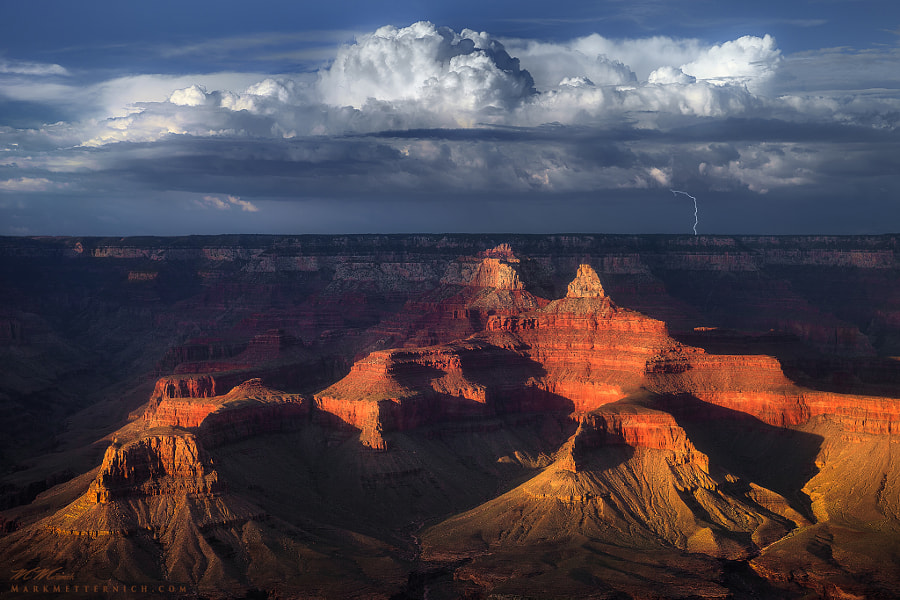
1,236,899,599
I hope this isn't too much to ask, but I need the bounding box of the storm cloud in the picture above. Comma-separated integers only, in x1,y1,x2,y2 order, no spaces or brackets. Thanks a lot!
1,20,898,235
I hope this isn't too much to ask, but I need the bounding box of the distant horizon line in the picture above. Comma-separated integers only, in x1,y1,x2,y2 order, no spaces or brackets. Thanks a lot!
4,232,899,240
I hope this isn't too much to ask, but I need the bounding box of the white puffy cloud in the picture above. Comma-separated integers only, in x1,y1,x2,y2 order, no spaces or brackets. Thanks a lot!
681,35,781,90
504,34,706,85
507,32,781,95
316,21,535,119
495,38,636,90
75,24,783,146
7,22,893,154
169,84,211,107
92,73,270,117
0,72,270,123
648,66,696,85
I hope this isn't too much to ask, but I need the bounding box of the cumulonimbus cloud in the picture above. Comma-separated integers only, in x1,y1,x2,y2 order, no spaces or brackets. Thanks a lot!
3,19,898,233
317,22,536,115
73,21,787,146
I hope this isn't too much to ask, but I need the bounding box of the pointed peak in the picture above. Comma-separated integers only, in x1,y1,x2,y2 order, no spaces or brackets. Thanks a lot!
566,264,605,299
479,243,517,261
441,251,524,290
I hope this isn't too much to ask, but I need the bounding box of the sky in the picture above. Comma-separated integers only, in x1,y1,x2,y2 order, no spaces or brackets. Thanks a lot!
1,0,899,235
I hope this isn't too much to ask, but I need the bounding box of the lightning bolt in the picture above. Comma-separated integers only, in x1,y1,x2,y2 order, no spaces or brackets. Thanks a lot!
671,190,699,236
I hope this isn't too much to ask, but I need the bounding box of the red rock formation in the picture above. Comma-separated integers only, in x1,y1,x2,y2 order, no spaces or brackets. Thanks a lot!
313,267,696,448
651,353,900,435
802,391,900,435
319,263,900,450
151,373,219,400
145,372,246,425
363,248,545,351
557,404,708,474
576,406,709,470
484,265,676,411
144,397,221,428
566,263,606,298
4,237,900,599
88,431,221,503
313,343,506,448
144,378,309,444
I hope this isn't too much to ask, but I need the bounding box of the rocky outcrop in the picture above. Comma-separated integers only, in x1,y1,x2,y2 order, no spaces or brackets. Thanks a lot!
440,245,524,290
802,391,900,435
151,374,220,400
88,431,221,503
651,354,900,434
144,379,309,444
313,343,521,448
39,428,258,538
362,249,544,351
320,262,900,449
578,406,709,470
146,372,251,424
566,263,606,298
556,404,708,474
483,265,675,411
144,396,221,428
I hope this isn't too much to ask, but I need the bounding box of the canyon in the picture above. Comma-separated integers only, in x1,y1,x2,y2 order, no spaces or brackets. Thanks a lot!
0,234,899,599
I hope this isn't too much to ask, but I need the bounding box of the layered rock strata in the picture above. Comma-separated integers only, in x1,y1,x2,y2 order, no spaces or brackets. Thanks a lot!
144,378,309,445
43,428,261,538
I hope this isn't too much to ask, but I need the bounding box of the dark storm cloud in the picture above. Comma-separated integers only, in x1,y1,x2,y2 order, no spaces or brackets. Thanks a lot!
55,109,899,208
2,20,899,235
666,118,900,144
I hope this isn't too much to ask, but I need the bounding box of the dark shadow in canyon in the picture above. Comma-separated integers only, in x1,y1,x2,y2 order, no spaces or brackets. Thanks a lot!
657,393,824,523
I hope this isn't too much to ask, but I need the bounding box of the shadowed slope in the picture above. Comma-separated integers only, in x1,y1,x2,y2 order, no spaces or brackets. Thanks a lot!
421,400,801,599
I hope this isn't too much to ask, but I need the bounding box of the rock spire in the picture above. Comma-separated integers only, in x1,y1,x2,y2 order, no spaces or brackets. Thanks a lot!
566,264,605,299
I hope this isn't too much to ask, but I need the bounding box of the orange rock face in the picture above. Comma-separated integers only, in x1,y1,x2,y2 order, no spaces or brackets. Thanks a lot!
151,373,220,400
364,249,546,351
313,342,517,448
483,266,677,412
583,408,708,468
144,398,220,428
89,432,221,503
802,391,900,435
566,263,606,298
319,263,900,448
144,378,309,444
559,405,709,473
